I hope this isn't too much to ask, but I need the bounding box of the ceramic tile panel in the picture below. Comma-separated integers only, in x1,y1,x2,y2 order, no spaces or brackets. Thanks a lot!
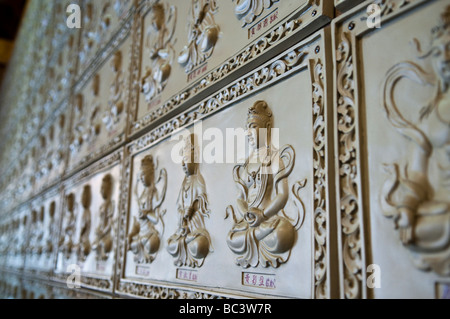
116,28,336,299
332,0,450,299
128,0,333,135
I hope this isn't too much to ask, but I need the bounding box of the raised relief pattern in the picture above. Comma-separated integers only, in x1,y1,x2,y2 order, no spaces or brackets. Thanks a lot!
141,2,177,103
380,6,450,276
128,155,167,264
167,134,213,268
93,174,115,262
225,101,306,268
78,185,92,262
60,193,77,260
44,201,57,258
233,0,280,27
103,51,124,132
178,0,220,73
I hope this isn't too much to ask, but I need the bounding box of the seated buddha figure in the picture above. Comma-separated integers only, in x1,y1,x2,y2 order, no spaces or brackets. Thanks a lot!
128,155,167,264
45,201,56,257
226,100,301,268
93,174,115,262
60,193,77,260
78,184,92,262
167,134,212,268
178,0,220,73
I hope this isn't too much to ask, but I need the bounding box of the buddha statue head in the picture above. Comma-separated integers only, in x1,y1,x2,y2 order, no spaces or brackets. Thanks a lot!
49,201,56,220
101,174,113,201
151,3,165,31
67,193,75,212
81,184,91,209
139,155,155,188
246,100,274,151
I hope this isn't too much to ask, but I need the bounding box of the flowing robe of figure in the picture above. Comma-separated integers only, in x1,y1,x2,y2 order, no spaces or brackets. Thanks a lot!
128,156,167,264
227,146,297,268
167,172,212,267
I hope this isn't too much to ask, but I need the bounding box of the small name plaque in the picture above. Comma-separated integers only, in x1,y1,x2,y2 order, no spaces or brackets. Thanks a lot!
242,272,276,289
96,261,107,272
187,63,208,82
247,8,279,39
176,268,198,282
135,265,150,276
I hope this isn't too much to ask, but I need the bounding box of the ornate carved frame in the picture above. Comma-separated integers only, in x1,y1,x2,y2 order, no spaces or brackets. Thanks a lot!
116,28,336,299
332,0,432,299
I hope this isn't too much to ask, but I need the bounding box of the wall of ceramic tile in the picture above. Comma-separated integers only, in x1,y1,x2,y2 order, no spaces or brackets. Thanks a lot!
0,0,448,299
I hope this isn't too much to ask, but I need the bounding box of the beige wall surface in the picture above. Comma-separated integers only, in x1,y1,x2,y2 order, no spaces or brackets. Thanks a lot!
0,0,448,299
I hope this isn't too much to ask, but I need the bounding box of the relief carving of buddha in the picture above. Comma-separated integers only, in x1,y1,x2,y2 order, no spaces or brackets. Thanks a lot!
226,100,306,268
78,185,92,262
178,0,220,73
141,2,177,102
103,51,124,131
167,134,212,268
45,201,56,258
93,174,115,262
60,193,77,260
128,155,167,264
